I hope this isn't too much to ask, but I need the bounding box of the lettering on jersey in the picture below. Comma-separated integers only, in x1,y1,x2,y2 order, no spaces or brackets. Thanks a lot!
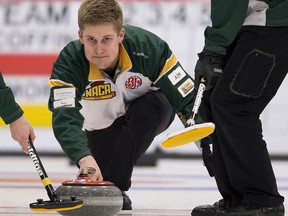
125,75,142,89
168,66,186,85
178,78,194,97
82,81,116,100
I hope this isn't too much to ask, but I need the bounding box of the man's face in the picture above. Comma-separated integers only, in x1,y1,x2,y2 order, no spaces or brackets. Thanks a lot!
78,23,125,72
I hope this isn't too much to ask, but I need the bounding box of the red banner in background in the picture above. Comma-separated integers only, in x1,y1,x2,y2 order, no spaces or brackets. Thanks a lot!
0,54,57,75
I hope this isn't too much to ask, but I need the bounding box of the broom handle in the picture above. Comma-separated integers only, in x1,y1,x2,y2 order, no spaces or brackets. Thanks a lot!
28,138,60,202
186,77,206,126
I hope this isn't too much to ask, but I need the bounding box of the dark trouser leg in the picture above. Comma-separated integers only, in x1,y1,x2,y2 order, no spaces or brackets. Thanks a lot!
210,26,288,207
86,117,124,172
200,90,241,207
87,91,175,191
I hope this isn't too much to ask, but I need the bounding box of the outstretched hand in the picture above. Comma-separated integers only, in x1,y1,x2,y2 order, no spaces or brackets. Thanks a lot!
78,155,103,181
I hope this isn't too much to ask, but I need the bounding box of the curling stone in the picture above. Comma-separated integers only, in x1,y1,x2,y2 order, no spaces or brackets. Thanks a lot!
56,167,123,216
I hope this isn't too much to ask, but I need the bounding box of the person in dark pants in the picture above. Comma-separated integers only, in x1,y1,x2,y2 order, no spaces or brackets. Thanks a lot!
191,1,288,216
48,0,210,211
86,91,174,192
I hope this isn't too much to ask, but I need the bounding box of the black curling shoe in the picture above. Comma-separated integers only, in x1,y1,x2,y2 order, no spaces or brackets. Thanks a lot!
121,191,132,211
221,203,284,216
191,201,284,216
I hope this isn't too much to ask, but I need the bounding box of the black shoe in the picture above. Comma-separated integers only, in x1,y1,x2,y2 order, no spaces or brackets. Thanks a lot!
222,203,285,216
121,191,132,210
191,199,226,216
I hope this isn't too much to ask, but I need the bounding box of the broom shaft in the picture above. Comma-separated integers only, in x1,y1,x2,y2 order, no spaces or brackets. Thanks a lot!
28,138,59,202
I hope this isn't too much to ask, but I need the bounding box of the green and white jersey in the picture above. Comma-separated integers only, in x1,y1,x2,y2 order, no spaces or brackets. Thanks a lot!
204,0,288,54
0,72,23,124
48,25,196,163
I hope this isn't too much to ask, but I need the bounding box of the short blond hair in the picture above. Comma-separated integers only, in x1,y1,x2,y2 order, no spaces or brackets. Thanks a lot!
78,0,123,33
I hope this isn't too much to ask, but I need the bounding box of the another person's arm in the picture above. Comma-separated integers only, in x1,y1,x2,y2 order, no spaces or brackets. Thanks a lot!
0,72,36,153
9,116,35,154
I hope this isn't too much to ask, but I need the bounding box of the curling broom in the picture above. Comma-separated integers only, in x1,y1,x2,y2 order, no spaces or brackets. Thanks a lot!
28,138,83,212
161,77,215,148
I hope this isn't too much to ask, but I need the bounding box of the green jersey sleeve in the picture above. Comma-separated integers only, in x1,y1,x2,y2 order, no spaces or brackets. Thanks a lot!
0,72,24,124
48,42,92,164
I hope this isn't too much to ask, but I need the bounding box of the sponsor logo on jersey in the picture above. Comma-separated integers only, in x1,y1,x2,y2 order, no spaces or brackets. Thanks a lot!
53,98,75,108
168,66,186,85
82,81,116,100
132,51,149,59
54,88,75,100
125,75,143,89
53,88,76,108
178,78,194,97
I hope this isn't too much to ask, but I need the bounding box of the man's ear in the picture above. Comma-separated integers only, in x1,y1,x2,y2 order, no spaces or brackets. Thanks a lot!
78,30,84,44
118,28,125,42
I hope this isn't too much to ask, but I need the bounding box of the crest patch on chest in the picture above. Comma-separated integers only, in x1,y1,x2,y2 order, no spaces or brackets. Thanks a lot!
125,75,143,89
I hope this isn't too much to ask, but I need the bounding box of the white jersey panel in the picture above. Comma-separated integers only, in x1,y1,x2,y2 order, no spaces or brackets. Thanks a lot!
80,71,156,130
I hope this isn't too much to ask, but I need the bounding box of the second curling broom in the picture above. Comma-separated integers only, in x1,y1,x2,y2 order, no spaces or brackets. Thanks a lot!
28,138,83,212
161,77,215,148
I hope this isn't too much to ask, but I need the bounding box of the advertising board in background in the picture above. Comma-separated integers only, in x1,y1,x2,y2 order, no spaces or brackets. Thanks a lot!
0,0,287,155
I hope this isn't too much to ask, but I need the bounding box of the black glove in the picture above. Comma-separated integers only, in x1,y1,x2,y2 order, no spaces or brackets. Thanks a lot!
201,137,214,177
194,51,225,91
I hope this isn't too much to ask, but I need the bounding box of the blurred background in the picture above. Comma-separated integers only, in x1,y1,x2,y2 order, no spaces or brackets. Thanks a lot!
1,0,288,162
